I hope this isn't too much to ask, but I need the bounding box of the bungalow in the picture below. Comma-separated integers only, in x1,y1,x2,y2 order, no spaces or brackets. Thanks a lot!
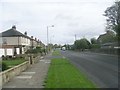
0,26,31,57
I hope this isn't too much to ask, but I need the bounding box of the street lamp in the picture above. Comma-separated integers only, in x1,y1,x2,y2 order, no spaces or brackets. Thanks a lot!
47,25,54,52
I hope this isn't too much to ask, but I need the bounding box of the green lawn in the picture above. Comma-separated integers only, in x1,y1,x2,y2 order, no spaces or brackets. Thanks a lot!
45,58,96,88
2,58,26,68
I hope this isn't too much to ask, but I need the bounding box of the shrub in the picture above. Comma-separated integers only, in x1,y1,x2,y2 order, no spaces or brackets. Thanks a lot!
91,44,100,49
2,62,8,71
25,47,46,54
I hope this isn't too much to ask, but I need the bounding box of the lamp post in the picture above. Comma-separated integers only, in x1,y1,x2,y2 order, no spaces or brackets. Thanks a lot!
47,25,54,52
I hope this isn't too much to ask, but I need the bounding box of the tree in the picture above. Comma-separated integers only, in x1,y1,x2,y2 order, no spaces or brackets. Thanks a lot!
90,38,100,49
90,38,97,44
74,38,91,51
53,44,61,49
104,1,120,39
62,44,71,50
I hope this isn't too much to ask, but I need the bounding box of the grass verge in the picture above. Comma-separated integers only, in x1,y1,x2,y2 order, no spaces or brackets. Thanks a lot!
52,50,61,56
45,58,96,88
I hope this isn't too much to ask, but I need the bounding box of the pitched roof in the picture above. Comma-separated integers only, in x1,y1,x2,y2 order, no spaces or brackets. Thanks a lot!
1,29,24,37
0,26,31,39
97,33,106,40
97,31,115,41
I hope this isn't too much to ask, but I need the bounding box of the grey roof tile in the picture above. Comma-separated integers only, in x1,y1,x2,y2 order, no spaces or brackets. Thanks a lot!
0,28,31,39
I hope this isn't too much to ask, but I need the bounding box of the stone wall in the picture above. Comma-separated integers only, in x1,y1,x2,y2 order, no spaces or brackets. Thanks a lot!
27,54,41,64
0,61,29,85
0,54,42,86
32,55,41,64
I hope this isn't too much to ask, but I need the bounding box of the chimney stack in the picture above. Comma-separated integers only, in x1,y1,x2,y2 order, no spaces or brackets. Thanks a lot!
35,38,37,41
31,36,33,39
12,25,16,30
38,39,39,42
24,31,27,35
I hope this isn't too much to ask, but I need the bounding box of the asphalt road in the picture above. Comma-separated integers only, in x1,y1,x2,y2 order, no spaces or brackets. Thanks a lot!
60,50,118,88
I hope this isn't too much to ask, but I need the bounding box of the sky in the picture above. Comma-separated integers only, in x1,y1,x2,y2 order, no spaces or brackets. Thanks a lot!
0,0,115,45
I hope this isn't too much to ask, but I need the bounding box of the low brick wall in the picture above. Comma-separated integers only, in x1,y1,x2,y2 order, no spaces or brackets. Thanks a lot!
0,61,29,85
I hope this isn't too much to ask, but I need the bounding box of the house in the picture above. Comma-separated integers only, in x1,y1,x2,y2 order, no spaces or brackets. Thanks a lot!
97,31,116,44
30,36,45,49
30,36,40,49
39,41,45,49
0,25,46,57
97,31,119,49
0,26,31,57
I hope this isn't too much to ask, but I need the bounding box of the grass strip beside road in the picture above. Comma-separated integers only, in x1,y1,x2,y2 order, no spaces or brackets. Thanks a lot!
52,50,61,56
45,58,96,88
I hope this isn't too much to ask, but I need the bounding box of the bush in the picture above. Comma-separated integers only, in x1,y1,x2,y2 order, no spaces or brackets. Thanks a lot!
74,38,91,50
25,47,46,54
91,44,100,49
2,62,8,71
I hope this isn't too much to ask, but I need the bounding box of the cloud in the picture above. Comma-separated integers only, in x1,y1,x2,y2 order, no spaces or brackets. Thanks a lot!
0,0,114,45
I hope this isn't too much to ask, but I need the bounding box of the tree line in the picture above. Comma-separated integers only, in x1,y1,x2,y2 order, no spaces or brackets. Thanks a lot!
53,1,119,51
72,1,119,51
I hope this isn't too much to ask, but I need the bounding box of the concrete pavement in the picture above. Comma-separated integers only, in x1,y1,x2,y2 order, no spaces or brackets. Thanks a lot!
2,54,52,88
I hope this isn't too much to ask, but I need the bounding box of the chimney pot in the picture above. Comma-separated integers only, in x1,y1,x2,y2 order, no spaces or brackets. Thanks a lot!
31,36,33,39
12,25,16,30
24,31,27,35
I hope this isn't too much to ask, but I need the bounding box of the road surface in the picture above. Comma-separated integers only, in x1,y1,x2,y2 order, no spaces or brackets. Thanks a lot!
61,50,118,88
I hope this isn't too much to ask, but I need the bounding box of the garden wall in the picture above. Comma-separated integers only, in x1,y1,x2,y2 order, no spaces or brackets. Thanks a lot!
0,61,29,85
0,54,42,86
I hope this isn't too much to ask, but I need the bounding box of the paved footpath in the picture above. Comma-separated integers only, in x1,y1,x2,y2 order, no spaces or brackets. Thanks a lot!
2,54,52,88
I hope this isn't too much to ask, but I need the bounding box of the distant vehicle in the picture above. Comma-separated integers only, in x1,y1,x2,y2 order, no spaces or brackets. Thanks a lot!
62,47,66,51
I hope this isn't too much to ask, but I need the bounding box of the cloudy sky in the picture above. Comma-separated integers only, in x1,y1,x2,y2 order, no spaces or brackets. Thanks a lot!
0,0,115,45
